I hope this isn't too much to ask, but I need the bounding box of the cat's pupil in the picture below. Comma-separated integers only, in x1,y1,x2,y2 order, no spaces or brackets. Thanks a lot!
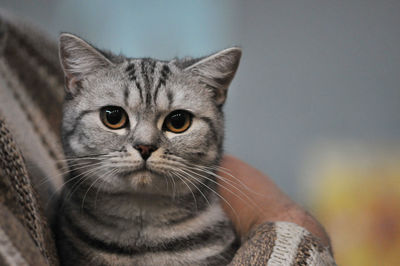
106,108,122,124
170,113,186,129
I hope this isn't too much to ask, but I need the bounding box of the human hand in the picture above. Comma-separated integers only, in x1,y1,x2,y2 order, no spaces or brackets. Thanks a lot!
217,155,330,246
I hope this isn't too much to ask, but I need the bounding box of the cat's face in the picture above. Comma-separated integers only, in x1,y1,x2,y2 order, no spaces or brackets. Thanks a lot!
59,34,241,196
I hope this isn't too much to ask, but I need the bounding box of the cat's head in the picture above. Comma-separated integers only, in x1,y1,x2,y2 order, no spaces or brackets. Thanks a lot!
59,33,241,195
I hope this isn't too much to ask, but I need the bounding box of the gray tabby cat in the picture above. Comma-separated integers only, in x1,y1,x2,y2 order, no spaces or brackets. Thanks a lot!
55,33,241,266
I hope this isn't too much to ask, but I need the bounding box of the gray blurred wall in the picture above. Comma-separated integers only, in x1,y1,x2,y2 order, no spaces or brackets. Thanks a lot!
2,0,399,201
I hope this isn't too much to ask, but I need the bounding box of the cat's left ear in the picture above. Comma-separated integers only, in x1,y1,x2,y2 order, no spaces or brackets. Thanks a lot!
58,33,113,95
185,47,241,106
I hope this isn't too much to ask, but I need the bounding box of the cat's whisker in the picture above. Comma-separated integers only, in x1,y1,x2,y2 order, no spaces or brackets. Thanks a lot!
58,160,103,174
170,172,178,199
152,161,182,196
94,171,114,210
39,156,110,184
39,160,105,188
200,164,268,198
157,160,257,214
57,160,93,170
170,171,178,199
173,169,210,205
161,154,187,164
36,160,91,186
62,164,112,206
62,152,115,159
182,166,253,208
184,165,265,217
164,155,268,198
152,160,212,208
163,170,179,199
55,157,102,163
59,167,103,206
172,170,199,211
189,165,264,202
44,162,108,209
177,168,240,227
81,167,118,210
163,171,173,198
54,154,112,163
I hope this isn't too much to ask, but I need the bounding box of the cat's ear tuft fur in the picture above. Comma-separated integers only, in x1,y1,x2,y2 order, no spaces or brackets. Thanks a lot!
185,47,241,106
58,33,113,95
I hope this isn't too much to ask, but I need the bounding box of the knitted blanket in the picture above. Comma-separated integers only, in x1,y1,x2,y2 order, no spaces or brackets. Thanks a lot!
0,11,336,266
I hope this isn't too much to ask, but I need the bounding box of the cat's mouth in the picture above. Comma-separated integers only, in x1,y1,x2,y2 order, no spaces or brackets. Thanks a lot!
117,165,163,189
117,164,160,178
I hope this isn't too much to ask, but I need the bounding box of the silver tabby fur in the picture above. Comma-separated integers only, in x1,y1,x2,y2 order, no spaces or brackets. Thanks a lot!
55,33,241,266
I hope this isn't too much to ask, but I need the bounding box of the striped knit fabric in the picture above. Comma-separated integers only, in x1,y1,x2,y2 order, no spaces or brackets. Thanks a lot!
0,10,336,265
230,222,335,265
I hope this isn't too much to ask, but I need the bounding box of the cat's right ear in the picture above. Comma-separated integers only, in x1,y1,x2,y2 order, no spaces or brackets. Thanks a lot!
58,33,113,95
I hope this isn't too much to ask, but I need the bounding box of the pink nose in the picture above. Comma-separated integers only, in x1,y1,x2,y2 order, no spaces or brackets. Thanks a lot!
134,144,157,160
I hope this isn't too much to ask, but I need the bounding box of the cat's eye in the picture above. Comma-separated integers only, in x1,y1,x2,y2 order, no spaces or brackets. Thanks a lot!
100,106,128,129
163,110,192,133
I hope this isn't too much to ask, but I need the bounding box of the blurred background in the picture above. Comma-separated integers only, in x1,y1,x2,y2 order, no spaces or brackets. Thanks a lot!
1,0,400,264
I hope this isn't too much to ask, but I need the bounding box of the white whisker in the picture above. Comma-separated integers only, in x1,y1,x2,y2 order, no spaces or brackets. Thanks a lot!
62,164,112,206
45,162,108,208
171,170,199,211
200,164,267,197
177,168,240,227
81,167,118,210
184,165,264,217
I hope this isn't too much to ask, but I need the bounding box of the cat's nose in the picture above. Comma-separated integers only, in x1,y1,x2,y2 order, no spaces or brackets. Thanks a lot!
134,144,158,160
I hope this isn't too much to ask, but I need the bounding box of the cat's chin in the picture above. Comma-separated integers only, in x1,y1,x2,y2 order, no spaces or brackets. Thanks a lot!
118,169,169,194
129,170,154,188
112,164,185,196
118,164,160,180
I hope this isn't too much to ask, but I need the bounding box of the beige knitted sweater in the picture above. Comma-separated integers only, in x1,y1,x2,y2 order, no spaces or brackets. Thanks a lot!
0,11,336,265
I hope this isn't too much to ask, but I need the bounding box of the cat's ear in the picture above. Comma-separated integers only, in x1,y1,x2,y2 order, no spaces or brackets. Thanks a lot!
58,33,113,95
185,47,241,106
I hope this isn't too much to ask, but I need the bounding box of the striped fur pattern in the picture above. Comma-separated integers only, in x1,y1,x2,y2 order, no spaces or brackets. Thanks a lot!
55,34,241,265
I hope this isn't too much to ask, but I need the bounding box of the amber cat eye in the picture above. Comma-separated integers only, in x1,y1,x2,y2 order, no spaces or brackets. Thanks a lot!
163,110,192,133
100,106,128,129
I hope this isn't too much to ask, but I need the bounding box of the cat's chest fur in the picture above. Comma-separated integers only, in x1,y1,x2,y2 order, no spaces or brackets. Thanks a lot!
57,184,238,265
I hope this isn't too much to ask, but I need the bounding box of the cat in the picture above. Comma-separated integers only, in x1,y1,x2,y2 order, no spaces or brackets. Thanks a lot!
55,33,241,266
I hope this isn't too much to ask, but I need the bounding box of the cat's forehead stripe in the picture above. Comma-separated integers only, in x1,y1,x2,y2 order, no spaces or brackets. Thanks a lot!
125,61,143,103
153,64,171,105
124,85,129,106
125,59,173,108
140,59,152,106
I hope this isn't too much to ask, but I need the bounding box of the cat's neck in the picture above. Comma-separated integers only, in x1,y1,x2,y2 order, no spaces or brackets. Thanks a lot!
62,173,218,224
